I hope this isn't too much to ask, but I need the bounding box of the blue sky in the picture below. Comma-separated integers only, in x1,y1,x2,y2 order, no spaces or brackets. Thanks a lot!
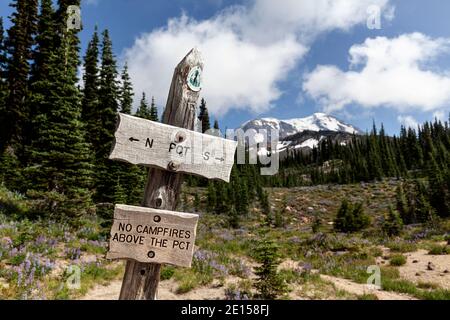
1,0,450,135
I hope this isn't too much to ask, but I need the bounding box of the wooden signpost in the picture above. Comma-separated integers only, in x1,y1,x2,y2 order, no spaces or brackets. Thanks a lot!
109,113,237,182
106,48,237,300
107,205,199,267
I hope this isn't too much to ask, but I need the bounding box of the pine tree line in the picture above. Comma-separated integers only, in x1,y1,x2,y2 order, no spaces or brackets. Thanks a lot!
260,119,449,219
195,117,449,223
0,0,160,218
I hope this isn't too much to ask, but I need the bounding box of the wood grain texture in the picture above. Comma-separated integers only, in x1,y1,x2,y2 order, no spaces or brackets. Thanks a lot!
119,48,204,300
109,113,237,182
107,204,198,267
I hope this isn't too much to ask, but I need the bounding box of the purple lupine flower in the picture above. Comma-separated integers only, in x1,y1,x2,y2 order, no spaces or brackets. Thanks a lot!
26,266,35,287
1,237,13,248
303,263,312,272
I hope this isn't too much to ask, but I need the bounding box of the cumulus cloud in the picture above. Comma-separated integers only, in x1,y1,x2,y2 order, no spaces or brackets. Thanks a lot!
433,110,449,122
397,115,419,129
124,0,393,115
303,33,450,113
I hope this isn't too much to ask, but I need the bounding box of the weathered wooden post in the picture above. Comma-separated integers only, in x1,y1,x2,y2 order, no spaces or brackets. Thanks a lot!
106,48,237,300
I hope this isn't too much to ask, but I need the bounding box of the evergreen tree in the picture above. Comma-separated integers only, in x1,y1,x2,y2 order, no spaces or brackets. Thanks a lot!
116,63,144,205
27,0,56,161
198,98,210,133
81,27,100,143
95,29,121,203
113,178,127,204
414,182,435,223
2,0,38,156
334,199,370,233
382,206,403,237
135,92,151,119
25,3,93,217
253,238,286,299
228,206,240,229
206,182,216,213
149,96,158,121
0,17,8,144
119,62,133,114
396,183,410,224
428,154,450,218
0,17,6,78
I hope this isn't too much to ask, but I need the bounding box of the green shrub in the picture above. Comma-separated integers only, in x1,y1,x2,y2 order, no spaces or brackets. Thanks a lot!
444,234,450,245
386,241,417,253
428,245,450,255
334,199,370,233
417,282,439,290
176,276,199,294
418,289,450,300
274,210,284,228
358,293,379,300
390,254,407,266
160,266,176,280
312,216,321,233
382,278,417,295
228,207,240,229
0,185,29,217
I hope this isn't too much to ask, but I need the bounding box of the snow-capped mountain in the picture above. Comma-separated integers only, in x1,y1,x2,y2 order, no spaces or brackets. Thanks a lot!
240,113,362,154
240,113,361,140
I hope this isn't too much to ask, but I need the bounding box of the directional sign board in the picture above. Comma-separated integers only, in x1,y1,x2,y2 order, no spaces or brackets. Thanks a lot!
107,204,199,267
109,113,238,182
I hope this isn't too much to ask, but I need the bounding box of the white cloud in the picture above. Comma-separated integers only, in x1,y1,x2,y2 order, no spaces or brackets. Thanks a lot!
124,0,393,115
433,110,448,121
397,115,419,129
303,33,450,113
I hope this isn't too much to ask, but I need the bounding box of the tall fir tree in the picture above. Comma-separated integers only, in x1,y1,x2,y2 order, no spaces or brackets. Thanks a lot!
81,27,100,148
119,62,133,114
0,17,7,133
149,96,158,121
26,0,93,217
0,17,7,108
2,0,38,157
27,0,56,157
116,65,145,205
135,92,151,119
0,17,19,187
198,98,210,133
95,29,120,203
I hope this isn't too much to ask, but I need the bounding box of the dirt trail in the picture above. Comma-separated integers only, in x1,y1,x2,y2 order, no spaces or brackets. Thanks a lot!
81,279,228,300
82,274,417,300
398,249,450,289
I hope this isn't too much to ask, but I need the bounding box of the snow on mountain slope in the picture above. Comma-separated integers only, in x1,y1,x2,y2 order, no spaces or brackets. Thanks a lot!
240,113,361,140
284,113,358,134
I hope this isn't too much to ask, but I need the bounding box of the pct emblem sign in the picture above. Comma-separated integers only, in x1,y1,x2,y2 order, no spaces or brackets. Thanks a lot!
187,66,202,92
